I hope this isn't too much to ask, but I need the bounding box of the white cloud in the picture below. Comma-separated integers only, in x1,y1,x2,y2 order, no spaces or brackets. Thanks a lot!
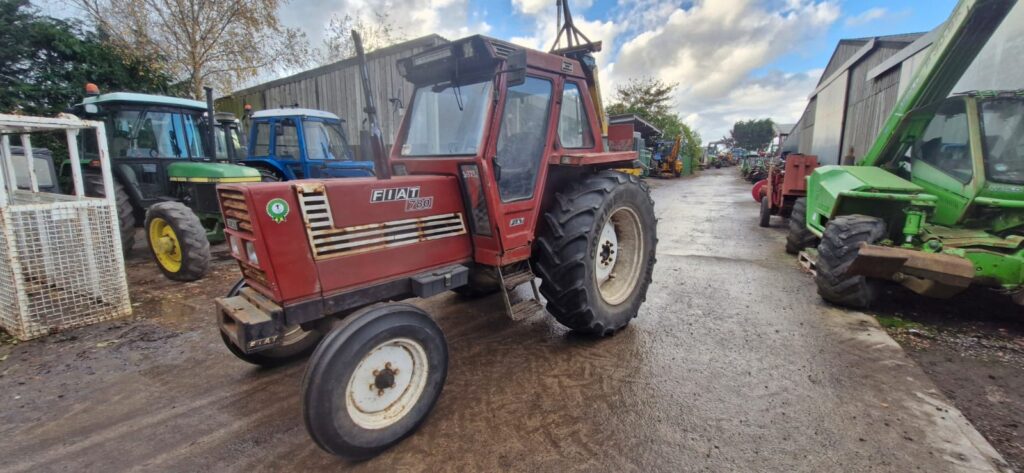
844,7,888,26
604,0,839,140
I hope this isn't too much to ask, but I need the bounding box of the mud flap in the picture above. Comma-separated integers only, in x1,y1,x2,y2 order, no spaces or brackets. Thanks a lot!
846,243,975,298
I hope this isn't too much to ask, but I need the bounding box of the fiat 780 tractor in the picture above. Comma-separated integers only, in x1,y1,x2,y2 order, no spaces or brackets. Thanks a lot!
788,0,1024,308
214,27,657,459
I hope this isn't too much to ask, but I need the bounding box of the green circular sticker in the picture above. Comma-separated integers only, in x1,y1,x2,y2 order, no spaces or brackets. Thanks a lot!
266,198,289,223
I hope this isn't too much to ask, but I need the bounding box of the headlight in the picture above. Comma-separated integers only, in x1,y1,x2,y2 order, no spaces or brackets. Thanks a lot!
245,241,259,266
229,236,241,256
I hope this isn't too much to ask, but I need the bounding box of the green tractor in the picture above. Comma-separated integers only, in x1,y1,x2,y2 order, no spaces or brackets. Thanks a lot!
72,85,261,281
789,0,1022,308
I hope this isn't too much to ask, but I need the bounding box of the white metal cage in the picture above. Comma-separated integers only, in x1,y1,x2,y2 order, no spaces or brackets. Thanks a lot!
0,114,131,340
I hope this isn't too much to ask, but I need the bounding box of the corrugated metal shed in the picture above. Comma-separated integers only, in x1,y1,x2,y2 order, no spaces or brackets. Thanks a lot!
216,35,448,146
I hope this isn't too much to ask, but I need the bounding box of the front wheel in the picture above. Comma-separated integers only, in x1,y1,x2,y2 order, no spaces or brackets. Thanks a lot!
815,215,886,309
759,196,771,227
533,171,658,336
145,201,210,281
220,278,323,366
302,303,448,460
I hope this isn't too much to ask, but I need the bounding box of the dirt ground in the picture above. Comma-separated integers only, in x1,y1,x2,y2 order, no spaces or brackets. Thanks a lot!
0,168,1014,472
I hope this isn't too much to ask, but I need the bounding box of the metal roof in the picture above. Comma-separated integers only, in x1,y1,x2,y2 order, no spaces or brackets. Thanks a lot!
251,108,341,120
608,113,662,137
79,92,207,110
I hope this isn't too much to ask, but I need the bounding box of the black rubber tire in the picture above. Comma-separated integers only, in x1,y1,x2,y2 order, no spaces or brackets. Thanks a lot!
533,171,658,336
219,278,323,366
302,303,448,460
144,201,210,281
814,215,887,309
785,198,819,254
759,196,771,227
84,172,136,254
451,264,500,298
258,168,282,182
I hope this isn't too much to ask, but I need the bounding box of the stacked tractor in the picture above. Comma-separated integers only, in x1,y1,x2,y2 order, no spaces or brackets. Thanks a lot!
784,0,1024,309
214,3,658,460
71,85,261,281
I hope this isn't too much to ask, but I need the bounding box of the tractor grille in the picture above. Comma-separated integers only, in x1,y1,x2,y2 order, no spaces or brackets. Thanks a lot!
218,189,253,234
296,185,467,259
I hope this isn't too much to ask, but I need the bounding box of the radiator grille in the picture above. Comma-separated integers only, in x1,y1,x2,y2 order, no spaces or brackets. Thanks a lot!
296,184,466,259
218,189,253,233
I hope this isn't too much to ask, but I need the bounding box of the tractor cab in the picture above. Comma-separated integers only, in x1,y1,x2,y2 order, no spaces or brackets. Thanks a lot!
207,111,245,162
244,109,372,180
887,91,1024,228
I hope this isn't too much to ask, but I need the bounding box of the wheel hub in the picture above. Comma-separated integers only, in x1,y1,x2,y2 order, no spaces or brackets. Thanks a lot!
595,220,619,283
594,207,644,305
372,363,398,395
346,338,429,430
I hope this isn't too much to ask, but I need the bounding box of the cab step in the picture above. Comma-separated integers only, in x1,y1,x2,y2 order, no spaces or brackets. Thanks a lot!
497,263,543,321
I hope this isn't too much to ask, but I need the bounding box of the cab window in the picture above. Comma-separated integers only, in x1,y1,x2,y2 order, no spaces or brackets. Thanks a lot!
252,122,271,156
495,77,553,202
275,118,300,159
914,100,972,183
558,82,594,149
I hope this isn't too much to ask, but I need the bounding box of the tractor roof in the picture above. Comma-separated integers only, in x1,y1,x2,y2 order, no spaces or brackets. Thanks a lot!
251,108,341,121
399,34,587,84
79,92,207,110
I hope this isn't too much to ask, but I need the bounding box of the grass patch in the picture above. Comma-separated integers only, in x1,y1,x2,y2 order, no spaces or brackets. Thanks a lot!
875,315,923,330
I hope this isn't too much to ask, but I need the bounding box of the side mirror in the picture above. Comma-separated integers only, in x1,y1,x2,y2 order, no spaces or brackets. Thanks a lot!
505,49,527,87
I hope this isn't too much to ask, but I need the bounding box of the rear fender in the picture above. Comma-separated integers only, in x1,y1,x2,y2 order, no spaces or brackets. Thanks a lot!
243,159,294,180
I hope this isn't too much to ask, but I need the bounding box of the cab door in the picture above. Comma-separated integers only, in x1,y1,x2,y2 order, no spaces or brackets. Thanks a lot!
486,73,558,259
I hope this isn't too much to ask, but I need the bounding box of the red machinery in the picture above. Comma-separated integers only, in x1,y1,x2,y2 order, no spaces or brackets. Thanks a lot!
755,154,818,227
215,19,657,460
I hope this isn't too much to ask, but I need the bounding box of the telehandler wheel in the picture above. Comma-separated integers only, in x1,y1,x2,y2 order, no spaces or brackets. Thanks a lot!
533,171,657,336
219,279,323,367
302,303,448,460
84,172,135,254
144,201,210,281
759,196,771,227
815,215,886,309
785,198,819,255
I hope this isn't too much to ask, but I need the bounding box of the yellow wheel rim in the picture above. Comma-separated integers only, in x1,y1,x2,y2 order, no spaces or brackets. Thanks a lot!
148,217,182,273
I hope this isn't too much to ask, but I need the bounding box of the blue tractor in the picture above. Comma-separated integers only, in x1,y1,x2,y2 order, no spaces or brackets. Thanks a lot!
243,108,374,181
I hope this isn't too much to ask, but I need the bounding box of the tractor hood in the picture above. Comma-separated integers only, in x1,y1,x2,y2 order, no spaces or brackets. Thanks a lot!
167,162,260,183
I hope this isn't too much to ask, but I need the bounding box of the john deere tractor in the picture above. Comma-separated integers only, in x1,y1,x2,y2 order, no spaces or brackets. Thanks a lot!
789,0,1024,308
72,85,261,281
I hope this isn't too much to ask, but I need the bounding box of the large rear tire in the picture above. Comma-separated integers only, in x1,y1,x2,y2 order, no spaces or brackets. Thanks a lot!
302,303,448,460
785,197,819,255
84,172,135,254
815,215,886,309
533,171,657,336
220,278,323,366
145,201,210,281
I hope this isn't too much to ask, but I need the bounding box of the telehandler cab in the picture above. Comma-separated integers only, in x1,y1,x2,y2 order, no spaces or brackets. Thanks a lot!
214,10,657,459
789,0,1023,308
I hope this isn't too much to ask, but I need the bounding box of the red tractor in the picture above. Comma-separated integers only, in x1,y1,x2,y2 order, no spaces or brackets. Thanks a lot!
754,154,818,230
215,24,657,459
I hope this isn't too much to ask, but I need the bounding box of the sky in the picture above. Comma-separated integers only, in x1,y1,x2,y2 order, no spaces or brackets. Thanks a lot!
36,0,961,141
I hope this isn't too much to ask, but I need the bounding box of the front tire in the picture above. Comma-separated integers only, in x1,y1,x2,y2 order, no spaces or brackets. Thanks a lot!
302,304,448,460
785,197,819,254
815,215,886,309
145,201,210,281
759,196,771,227
533,171,658,336
220,278,323,366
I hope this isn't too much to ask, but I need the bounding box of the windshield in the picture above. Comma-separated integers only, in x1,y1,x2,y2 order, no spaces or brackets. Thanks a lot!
214,125,243,160
108,109,205,159
980,98,1024,185
304,121,352,160
400,79,493,156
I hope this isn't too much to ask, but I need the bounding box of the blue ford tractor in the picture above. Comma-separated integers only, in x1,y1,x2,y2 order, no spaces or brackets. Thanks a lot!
242,108,374,181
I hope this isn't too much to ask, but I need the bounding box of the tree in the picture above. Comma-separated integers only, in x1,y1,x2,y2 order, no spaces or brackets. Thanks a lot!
605,77,702,167
319,10,406,64
0,0,184,115
73,0,312,99
729,118,775,151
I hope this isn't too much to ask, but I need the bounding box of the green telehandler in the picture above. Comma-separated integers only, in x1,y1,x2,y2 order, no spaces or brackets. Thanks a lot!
789,0,1024,308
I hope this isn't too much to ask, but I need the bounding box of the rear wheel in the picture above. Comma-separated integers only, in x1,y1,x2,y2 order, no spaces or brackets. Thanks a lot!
145,201,210,281
84,172,135,254
533,171,657,336
759,196,771,227
302,303,448,460
785,197,819,254
815,215,886,309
